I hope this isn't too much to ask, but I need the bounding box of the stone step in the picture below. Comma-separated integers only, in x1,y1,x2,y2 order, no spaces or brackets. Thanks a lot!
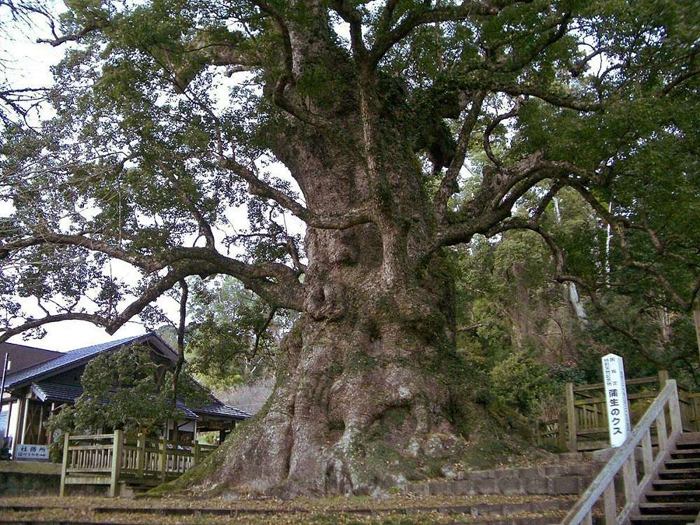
0,499,572,525
638,502,700,515
666,458,700,468
454,516,564,525
646,489,700,502
653,478,700,491
403,463,598,497
676,433,700,447
629,515,698,525
658,467,700,479
671,448,700,459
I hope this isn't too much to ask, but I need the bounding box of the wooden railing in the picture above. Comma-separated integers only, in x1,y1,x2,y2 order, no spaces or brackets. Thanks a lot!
535,371,700,452
561,379,683,525
60,431,217,497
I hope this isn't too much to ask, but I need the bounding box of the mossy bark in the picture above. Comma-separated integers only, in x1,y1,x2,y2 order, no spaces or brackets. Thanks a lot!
178,11,478,498
185,254,469,497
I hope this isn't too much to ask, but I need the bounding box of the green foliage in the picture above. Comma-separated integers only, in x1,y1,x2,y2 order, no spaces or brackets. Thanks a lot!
185,277,295,389
489,350,550,416
47,343,208,435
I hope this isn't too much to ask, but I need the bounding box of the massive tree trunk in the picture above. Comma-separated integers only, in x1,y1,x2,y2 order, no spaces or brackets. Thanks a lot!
192,246,465,497
179,40,472,495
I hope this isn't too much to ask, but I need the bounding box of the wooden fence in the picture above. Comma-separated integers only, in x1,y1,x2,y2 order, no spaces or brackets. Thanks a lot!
535,371,700,452
561,380,683,525
60,431,217,497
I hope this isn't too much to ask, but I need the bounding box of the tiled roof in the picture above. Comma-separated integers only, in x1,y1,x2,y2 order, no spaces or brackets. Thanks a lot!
28,382,249,421
4,334,156,389
31,382,84,404
193,403,251,420
0,342,62,374
175,400,199,420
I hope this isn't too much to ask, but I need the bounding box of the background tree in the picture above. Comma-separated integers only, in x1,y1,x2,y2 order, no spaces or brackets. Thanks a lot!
0,0,698,497
186,276,293,389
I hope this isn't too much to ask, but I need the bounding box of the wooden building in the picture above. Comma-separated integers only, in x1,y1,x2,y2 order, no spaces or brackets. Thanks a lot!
0,333,250,459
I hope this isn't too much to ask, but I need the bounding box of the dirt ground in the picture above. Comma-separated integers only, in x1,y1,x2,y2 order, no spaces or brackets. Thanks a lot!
0,494,572,524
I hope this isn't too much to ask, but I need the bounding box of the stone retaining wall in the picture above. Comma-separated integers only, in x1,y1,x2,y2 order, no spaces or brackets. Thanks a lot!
403,462,600,497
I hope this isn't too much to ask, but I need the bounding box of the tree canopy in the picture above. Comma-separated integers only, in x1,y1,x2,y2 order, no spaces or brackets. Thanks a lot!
1,0,697,342
0,0,698,496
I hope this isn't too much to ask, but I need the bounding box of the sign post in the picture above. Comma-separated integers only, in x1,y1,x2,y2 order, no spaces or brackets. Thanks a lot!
602,353,632,447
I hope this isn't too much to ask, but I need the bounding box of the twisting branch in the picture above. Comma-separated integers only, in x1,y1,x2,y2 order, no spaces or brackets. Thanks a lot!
158,163,216,249
36,21,105,46
219,156,371,229
331,0,368,59
0,232,157,270
251,306,277,360
435,91,486,222
0,313,111,345
272,73,331,126
487,11,572,74
369,0,515,68
483,99,522,168
171,279,189,408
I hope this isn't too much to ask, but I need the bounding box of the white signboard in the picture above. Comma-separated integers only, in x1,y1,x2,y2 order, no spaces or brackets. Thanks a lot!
15,444,50,461
602,354,632,447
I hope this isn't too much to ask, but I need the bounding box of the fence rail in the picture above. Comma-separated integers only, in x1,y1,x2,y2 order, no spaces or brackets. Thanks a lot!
60,431,217,497
535,371,700,452
561,380,683,525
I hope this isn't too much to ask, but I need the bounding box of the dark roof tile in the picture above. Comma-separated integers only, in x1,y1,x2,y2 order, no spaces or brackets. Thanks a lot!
31,382,84,404
5,334,155,389
193,403,251,420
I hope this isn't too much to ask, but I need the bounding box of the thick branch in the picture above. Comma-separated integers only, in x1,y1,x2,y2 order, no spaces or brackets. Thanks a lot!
0,313,110,345
369,1,514,68
220,157,371,229
435,91,486,222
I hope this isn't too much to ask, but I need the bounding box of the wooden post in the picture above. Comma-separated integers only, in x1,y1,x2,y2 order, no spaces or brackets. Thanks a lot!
657,370,669,389
641,430,653,477
656,411,668,451
669,381,683,435
603,482,616,525
109,430,123,498
566,382,578,452
693,394,700,432
622,454,639,504
136,433,146,480
693,309,700,366
20,397,29,444
11,398,24,459
193,442,200,466
160,436,167,483
59,432,70,498
558,410,567,450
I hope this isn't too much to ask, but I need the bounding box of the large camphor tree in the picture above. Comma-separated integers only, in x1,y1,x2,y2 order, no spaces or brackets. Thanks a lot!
1,0,698,496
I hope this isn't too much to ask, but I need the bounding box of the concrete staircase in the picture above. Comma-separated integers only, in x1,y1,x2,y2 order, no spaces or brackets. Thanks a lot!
630,432,700,525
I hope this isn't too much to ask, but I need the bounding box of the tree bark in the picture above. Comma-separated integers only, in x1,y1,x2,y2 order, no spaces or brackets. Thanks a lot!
694,309,700,366
173,82,474,494
179,225,469,496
